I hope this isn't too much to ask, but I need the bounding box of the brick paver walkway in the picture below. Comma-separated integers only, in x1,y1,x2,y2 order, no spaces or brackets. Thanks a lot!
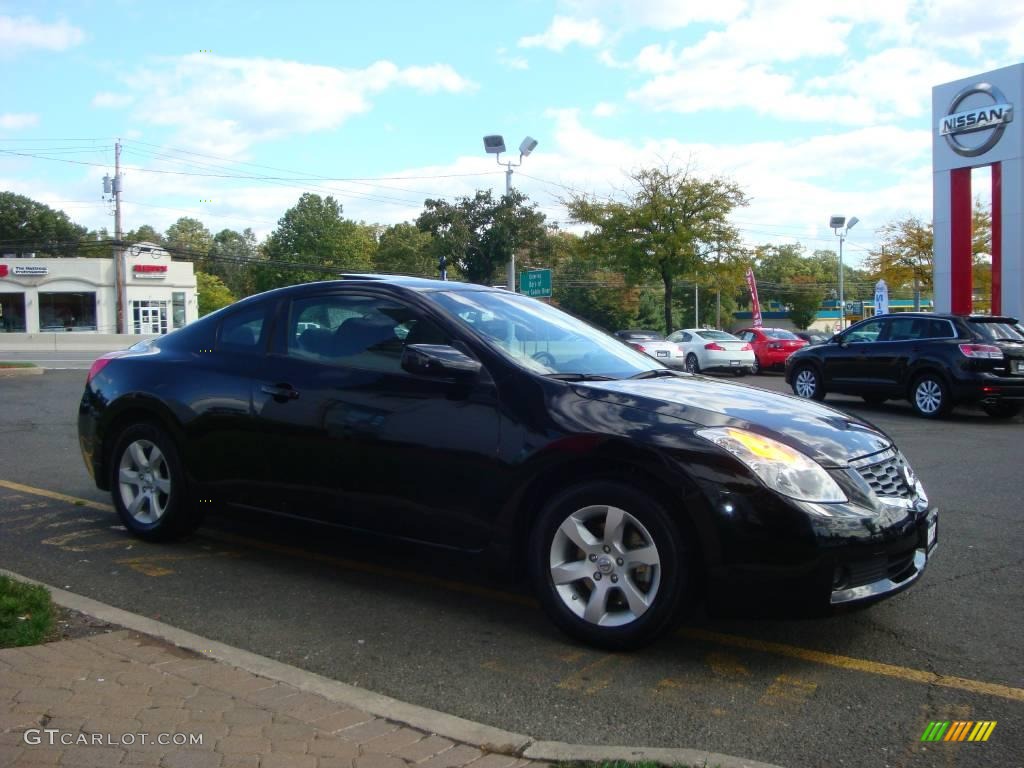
0,631,537,768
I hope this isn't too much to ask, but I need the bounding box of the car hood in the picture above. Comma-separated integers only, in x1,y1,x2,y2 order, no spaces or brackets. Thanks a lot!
573,376,891,467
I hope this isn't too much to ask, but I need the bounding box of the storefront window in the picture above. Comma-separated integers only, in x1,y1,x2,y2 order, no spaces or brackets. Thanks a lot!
39,293,97,331
172,292,186,329
0,293,27,332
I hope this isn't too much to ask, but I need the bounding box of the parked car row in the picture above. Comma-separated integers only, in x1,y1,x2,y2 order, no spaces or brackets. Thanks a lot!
617,326,810,376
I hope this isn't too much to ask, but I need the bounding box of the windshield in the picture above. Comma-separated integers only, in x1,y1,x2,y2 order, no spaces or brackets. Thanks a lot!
971,320,1024,341
429,290,660,378
764,329,799,339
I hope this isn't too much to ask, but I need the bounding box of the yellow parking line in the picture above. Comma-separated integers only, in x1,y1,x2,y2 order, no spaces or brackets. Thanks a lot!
679,628,1024,703
4,479,1024,703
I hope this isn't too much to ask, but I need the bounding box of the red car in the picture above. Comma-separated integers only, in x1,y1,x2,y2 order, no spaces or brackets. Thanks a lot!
734,327,808,374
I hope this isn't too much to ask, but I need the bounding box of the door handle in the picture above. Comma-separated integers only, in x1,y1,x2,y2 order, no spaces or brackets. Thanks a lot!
261,383,300,401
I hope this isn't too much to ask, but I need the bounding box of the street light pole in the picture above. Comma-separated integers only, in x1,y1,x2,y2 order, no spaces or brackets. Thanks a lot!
830,215,858,331
483,134,538,291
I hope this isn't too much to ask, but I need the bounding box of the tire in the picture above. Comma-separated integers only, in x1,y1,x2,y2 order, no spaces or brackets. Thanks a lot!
861,395,887,406
910,373,951,419
685,354,700,374
981,402,1023,419
792,365,826,401
734,369,747,378
750,357,761,375
528,481,690,650
109,423,203,541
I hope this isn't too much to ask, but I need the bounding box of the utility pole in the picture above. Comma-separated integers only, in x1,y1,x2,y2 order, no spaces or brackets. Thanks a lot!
694,283,699,328
106,141,126,333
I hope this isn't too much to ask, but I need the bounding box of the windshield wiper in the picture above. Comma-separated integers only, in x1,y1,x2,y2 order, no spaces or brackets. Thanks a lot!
544,373,618,381
628,369,683,379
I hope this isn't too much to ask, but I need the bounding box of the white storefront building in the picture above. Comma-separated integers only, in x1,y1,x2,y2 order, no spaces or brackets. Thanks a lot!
0,243,197,334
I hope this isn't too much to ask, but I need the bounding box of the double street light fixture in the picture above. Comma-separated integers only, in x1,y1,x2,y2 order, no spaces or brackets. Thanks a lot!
830,215,859,331
483,134,538,291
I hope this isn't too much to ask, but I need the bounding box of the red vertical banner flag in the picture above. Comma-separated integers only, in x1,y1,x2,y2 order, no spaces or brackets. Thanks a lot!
746,268,763,328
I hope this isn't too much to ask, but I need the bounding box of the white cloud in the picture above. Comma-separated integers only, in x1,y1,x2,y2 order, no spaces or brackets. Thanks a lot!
92,92,135,109
592,102,617,117
496,47,529,70
0,113,39,130
0,15,84,53
562,0,746,30
100,54,476,156
518,16,605,51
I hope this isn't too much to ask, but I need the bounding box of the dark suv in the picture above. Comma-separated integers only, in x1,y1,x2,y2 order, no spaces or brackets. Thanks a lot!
785,313,1024,419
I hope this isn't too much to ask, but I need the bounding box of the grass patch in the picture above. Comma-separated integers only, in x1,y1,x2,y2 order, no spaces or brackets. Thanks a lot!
0,361,37,368
0,575,54,648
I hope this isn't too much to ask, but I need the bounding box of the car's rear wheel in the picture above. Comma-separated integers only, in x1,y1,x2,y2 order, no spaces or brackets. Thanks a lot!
685,354,700,374
751,357,761,375
529,482,689,650
792,365,826,401
110,423,203,541
910,373,951,419
734,368,747,377
981,402,1022,419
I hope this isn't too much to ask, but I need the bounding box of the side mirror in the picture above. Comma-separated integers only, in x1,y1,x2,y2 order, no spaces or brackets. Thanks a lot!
832,334,846,346
401,344,482,379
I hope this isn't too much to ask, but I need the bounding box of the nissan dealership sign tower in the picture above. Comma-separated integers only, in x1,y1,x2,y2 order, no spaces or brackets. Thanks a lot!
933,64,1022,317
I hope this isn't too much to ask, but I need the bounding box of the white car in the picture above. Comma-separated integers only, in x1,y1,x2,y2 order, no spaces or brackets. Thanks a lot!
666,328,756,375
613,329,686,368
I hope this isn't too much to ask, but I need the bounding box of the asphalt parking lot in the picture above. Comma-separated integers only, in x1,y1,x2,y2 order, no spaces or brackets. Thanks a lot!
1,369,1021,768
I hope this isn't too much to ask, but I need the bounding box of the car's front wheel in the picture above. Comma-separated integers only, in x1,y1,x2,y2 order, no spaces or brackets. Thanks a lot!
792,365,826,401
110,423,203,541
910,373,951,419
529,481,690,650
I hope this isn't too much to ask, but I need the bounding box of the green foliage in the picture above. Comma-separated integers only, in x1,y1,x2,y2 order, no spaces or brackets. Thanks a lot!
417,189,548,285
568,166,748,331
125,224,164,245
0,191,87,257
375,222,437,277
165,217,213,267
0,575,53,648
209,228,260,298
257,193,376,291
196,271,236,316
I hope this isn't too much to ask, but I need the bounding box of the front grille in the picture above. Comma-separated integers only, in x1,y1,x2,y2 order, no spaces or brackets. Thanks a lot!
853,451,912,500
844,548,919,589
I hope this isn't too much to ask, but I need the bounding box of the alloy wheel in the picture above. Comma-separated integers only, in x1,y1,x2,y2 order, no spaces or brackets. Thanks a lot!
118,439,171,524
685,354,700,374
794,368,818,399
914,379,943,415
548,504,662,627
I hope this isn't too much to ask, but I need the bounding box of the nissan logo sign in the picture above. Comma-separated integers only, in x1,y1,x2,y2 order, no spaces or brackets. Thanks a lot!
940,82,1014,157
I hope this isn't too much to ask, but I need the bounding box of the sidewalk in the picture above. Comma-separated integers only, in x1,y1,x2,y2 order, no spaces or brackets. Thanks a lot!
0,574,782,768
1,628,530,768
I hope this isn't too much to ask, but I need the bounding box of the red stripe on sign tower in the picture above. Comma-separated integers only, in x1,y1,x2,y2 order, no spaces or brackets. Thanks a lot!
746,268,763,328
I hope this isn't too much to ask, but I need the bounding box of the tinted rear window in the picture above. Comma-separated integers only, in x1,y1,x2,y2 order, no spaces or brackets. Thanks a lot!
763,329,798,339
971,320,1024,341
622,331,664,340
698,330,737,340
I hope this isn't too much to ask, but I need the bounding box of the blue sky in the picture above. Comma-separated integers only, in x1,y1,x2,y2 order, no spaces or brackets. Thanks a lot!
2,0,1022,267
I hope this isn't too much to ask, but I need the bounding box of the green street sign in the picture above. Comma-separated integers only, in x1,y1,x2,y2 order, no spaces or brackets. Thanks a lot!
520,268,552,297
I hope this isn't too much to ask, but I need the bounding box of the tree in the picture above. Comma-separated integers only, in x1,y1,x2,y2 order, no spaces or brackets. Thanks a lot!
864,200,991,297
567,166,748,332
0,191,87,257
416,190,548,285
125,224,164,245
196,272,235,316
374,223,436,277
256,193,376,291
165,217,212,269
209,228,260,298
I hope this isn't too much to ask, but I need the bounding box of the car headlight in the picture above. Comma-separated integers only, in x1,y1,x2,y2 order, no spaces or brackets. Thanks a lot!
697,427,847,503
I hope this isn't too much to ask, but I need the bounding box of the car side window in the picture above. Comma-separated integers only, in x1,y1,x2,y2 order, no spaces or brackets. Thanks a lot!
740,331,753,342
681,332,692,342
218,304,267,354
286,294,448,373
926,319,956,339
845,319,885,343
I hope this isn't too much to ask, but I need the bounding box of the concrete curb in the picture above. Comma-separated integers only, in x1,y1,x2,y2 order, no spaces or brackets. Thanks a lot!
0,366,43,377
1,567,785,768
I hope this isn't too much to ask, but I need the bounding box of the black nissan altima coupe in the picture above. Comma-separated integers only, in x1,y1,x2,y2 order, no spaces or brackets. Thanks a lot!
78,276,938,649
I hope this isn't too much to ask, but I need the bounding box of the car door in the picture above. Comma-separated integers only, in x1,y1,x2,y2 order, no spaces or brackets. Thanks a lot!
185,299,282,510
824,319,887,393
255,289,502,549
